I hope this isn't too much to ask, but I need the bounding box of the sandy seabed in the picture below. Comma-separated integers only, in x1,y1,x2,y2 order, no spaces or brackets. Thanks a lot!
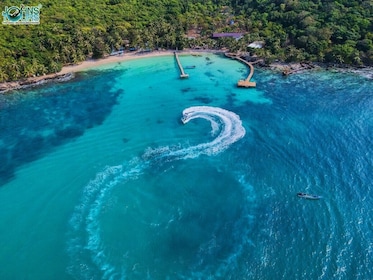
58,50,176,74
0,50,209,93
2,49,371,94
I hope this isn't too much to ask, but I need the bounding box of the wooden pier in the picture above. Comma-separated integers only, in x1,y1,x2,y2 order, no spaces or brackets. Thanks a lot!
225,53,256,88
174,52,189,78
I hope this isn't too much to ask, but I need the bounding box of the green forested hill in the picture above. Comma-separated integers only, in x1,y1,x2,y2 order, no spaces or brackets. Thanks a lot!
0,0,372,82
229,0,373,65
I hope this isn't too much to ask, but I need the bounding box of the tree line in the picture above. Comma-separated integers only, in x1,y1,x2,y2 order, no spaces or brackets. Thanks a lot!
0,0,371,82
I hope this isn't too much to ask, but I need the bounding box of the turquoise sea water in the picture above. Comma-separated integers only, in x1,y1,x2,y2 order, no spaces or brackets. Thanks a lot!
0,54,372,279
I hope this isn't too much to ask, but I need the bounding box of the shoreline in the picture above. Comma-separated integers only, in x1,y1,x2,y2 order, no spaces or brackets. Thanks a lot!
266,61,373,78
0,50,201,94
57,50,179,74
1,49,371,94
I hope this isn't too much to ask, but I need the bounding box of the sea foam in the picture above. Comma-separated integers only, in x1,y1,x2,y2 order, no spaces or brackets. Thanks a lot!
67,106,247,279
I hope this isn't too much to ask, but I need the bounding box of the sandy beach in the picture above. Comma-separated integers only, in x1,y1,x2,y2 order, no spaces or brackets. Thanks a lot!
2,49,370,94
58,50,177,75
0,50,199,93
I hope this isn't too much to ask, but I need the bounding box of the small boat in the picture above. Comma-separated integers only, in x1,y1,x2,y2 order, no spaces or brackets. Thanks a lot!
297,192,321,200
185,65,196,69
181,114,188,124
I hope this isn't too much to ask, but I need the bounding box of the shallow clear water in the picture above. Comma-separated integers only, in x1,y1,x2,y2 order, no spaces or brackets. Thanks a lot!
0,54,372,279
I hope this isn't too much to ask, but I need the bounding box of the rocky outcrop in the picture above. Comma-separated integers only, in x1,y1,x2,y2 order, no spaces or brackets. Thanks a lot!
0,73,75,94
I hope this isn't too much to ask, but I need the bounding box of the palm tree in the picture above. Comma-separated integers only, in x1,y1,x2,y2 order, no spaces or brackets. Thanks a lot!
352,51,362,65
76,51,86,62
82,40,93,55
72,29,84,45
334,54,344,64
24,64,36,78
5,60,21,80
64,35,73,45
31,59,41,76
10,60,20,73
71,52,79,65
36,30,44,38
318,52,325,62
47,37,56,50
51,24,60,34
49,61,60,73
37,64,48,76
9,68,21,80
0,67,9,82
52,52,60,62
107,35,116,50
18,58,27,74
62,45,72,63
38,43,47,52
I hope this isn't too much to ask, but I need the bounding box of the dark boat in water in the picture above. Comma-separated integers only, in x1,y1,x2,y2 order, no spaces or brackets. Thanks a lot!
297,192,321,200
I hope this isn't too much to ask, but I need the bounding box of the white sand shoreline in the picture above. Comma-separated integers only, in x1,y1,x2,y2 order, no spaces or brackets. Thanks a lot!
1,49,371,94
58,50,177,74
0,49,215,94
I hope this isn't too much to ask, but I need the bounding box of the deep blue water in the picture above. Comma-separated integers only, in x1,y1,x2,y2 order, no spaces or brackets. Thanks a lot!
0,70,123,185
0,54,372,279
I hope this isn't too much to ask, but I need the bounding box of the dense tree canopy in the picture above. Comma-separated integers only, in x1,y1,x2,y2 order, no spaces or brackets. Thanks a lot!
0,0,372,82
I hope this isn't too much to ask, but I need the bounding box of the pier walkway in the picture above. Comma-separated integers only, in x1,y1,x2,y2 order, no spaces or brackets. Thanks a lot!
174,52,189,78
225,53,256,88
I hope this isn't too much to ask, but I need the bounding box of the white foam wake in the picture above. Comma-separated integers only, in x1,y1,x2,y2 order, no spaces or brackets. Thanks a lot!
67,106,246,279
181,106,246,154
143,106,246,161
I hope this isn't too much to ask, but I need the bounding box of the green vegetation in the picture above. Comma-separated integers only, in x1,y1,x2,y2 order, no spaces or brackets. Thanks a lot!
0,0,372,82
